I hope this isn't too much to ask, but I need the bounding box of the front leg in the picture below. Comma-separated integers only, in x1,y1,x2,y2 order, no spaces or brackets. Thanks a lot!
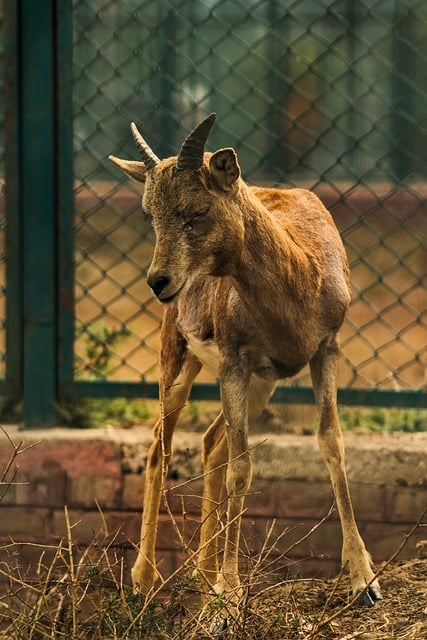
132,307,201,592
198,411,228,596
214,361,252,604
132,353,200,592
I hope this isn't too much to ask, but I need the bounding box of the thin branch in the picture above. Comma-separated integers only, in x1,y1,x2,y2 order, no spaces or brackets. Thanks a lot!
0,426,38,502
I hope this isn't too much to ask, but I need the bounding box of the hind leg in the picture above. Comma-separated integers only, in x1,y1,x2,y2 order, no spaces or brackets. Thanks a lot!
310,334,382,605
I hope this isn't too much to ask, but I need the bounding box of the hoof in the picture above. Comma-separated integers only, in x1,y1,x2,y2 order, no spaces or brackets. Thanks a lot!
210,615,229,635
358,584,383,607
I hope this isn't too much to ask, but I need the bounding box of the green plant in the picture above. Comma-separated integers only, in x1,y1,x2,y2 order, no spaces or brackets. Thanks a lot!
182,401,207,419
75,321,131,380
0,399,23,424
338,406,427,433
56,397,154,428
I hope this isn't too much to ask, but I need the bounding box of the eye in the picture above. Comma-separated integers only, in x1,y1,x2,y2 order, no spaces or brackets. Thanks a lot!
182,208,210,233
183,220,194,232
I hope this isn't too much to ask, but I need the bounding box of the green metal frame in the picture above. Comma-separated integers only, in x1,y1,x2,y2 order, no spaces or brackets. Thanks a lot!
4,0,74,427
3,1,426,428
3,1,20,403
72,381,427,410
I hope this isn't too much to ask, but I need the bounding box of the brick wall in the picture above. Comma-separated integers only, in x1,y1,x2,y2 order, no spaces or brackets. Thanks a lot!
0,426,425,589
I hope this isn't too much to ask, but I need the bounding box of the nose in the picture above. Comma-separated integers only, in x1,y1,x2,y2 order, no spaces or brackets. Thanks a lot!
147,274,170,298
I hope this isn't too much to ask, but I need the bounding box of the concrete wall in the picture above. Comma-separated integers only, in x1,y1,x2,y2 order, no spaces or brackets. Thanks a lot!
0,426,425,588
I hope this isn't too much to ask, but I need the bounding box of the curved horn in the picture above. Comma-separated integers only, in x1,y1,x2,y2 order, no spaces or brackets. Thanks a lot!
176,113,216,171
131,122,160,170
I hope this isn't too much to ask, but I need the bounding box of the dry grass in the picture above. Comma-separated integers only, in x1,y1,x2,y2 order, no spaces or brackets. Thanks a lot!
0,507,425,639
248,557,427,640
1,554,427,639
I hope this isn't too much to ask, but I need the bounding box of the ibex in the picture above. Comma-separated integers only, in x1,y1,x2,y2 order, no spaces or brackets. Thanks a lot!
109,113,382,620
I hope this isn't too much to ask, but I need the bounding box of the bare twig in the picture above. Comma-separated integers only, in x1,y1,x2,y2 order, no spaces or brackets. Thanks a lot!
0,426,37,502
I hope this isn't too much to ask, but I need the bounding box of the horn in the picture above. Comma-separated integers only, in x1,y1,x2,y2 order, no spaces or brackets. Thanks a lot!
131,122,160,170
176,113,216,171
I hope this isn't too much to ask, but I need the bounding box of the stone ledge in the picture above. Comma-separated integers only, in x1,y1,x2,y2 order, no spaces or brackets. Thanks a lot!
3,425,426,487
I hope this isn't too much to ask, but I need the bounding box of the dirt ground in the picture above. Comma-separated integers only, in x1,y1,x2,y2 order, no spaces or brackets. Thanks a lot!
244,557,427,640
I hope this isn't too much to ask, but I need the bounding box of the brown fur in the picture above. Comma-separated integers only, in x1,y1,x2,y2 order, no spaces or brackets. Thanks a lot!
109,129,381,618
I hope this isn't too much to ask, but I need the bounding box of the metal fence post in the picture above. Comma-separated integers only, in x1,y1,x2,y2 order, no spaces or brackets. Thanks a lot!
3,1,22,406
21,0,56,427
56,0,75,404
4,0,73,427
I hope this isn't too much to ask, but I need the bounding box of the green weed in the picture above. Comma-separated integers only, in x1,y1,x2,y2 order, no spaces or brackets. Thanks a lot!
338,406,427,433
56,397,154,428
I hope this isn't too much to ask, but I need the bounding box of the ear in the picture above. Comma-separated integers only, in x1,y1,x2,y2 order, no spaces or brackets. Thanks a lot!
108,155,147,183
209,148,240,191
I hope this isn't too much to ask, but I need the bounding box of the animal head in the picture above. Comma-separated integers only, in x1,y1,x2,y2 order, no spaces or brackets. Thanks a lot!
109,114,245,303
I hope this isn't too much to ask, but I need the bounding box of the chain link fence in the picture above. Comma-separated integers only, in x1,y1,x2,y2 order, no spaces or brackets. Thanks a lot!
2,0,419,399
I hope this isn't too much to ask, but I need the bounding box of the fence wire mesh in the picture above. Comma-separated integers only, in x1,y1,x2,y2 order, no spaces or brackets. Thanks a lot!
73,0,426,393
